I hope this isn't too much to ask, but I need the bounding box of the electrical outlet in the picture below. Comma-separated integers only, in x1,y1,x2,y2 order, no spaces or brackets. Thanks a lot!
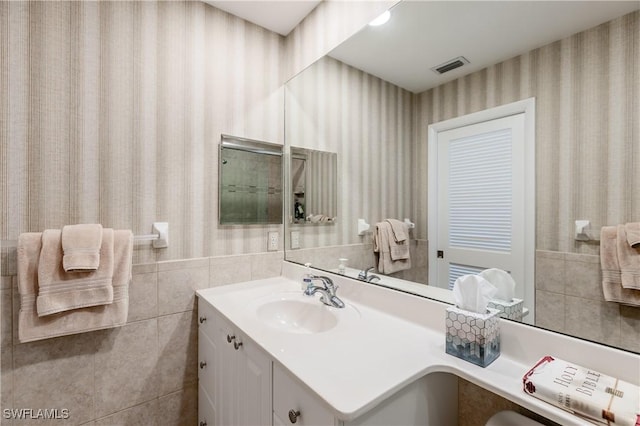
268,231,278,251
290,231,300,249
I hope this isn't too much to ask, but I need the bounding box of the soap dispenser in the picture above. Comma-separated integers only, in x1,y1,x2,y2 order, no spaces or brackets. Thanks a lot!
338,258,348,275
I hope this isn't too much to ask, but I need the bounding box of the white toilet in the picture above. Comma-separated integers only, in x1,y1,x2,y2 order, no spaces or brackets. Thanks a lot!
486,410,544,426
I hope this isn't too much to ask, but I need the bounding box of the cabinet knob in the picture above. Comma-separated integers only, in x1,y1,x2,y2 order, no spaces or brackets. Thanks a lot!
199,316,207,324
233,340,243,350
199,421,207,426
199,361,207,369
226,334,235,343
288,409,301,424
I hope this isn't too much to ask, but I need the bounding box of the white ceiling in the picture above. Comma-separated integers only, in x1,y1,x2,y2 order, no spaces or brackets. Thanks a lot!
329,1,640,93
203,0,322,36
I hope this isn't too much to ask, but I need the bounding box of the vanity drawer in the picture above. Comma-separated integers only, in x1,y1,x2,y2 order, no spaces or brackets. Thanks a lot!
273,363,337,426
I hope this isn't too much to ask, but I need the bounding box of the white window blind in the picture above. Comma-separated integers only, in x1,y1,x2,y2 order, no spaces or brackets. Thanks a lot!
448,128,512,252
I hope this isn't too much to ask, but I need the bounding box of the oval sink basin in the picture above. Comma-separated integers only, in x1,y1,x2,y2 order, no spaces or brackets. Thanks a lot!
249,292,361,334
257,300,338,334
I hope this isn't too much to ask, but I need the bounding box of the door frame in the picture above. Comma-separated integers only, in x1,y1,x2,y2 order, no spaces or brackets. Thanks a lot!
427,97,536,324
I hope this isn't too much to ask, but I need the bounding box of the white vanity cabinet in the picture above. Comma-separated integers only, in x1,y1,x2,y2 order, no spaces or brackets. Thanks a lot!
198,298,272,426
273,363,337,426
198,296,458,426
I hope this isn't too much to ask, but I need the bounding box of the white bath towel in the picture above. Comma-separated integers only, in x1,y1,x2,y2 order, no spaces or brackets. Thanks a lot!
62,223,103,272
17,230,133,343
617,225,640,290
625,222,640,249
37,228,114,316
600,226,640,307
373,221,411,274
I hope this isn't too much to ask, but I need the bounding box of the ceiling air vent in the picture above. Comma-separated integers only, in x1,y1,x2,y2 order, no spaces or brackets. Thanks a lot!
431,56,469,75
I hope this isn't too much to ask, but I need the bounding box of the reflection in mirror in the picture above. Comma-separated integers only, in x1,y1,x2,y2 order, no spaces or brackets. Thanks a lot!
284,2,640,352
219,135,283,225
290,147,337,224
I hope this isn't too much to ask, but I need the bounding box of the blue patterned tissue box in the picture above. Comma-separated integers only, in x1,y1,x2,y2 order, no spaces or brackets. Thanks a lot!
445,306,500,367
488,298,523,321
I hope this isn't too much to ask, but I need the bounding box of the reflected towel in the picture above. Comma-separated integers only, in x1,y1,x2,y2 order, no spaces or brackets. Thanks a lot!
386,219,407,243
385,219,410,260
62,224,103,272
617,225,640,290
37,228,114,316
17,230,132,343
373,221,411,274
600,226,640,306
625,222,640,249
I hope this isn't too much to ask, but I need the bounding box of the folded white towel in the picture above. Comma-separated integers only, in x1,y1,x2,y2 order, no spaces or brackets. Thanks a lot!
617,225,640,290
37,228,114,316
62,223,103,272
625,222,640,249
385,219,407,243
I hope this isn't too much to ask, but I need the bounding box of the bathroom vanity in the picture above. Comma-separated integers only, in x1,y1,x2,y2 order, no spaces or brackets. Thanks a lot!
196,262,640,426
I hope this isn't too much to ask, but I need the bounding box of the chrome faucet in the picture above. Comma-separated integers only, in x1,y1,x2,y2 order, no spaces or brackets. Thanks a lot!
304,275,345,308
357,267,380,283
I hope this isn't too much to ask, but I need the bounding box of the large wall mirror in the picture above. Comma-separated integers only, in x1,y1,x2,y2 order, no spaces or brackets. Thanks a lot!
284,1,640,353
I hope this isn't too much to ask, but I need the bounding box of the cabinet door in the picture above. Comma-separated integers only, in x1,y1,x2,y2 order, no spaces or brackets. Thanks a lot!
198,330,218,411
235,333,272,426
199,383,216,426
273,363,337,426
198,301,273,426
216,316,239,426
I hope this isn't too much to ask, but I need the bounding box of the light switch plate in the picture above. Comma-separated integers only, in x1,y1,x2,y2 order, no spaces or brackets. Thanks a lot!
268,231,279,251
290,231,300,249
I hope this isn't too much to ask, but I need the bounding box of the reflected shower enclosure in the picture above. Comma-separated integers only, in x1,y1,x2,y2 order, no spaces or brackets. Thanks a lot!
219,135,283,225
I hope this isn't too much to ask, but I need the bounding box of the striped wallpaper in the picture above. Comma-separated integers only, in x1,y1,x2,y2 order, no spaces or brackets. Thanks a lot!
284,0,398,80
285,55,414,251
0,1,285,264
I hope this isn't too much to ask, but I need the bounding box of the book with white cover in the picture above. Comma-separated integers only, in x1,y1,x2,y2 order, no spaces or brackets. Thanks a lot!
523,356,640,426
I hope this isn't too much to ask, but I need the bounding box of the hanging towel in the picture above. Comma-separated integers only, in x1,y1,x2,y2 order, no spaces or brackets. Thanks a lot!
373,221,411,274
617,225,640,290
17,230,133,343
386,219,407,243
384,219,410,261
62,223,103,272
600,226,640,307
625,222,640,249
37,228,114,316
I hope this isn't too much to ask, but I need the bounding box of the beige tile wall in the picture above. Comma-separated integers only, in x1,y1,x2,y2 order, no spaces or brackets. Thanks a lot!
458,379,559,426
535,250,640,353
285,239,428,284
0,252,283,425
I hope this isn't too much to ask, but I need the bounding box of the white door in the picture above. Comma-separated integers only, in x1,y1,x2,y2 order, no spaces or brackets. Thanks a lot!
428,98,535,325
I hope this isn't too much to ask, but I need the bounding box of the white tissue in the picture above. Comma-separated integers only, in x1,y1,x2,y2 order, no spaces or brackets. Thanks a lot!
452,274,497,314
479,268,515,302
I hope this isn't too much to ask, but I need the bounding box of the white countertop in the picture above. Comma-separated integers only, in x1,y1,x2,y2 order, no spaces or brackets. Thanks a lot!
197,261,640,424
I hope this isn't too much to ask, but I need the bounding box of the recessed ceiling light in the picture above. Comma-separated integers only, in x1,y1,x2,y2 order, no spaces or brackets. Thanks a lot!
369,10,390,27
